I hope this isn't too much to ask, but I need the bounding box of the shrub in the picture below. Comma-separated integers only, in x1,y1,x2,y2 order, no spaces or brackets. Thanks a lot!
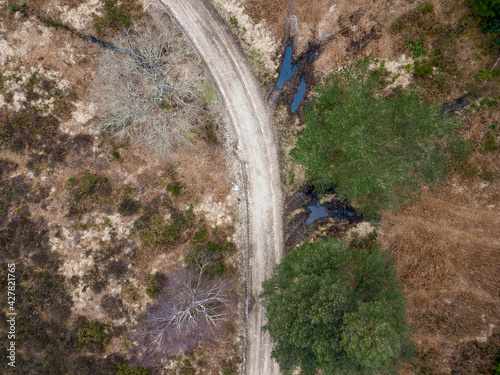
186,227,235,277
73,172,109,202
76,321,107,351
119,186,139,215
116,361,151,375
138,213,187,249
419,2,433,14
468,0,500,18
119,197,138,215
145,272,163,298
93,1,132,33
407,40,425,56
166,181,183,196
414,59,434,77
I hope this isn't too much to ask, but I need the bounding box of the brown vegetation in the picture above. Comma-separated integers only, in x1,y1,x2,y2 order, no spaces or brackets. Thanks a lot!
0,0,241,373
379,97,500,373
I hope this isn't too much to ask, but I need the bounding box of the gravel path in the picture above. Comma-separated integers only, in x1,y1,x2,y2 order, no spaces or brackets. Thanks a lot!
154,1,284,374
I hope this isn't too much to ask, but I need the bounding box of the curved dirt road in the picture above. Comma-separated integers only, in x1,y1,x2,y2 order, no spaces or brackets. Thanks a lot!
153,0,283,374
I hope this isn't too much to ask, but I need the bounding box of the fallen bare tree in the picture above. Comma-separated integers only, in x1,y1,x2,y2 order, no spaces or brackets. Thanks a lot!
93,25,202,156
141,266,234,357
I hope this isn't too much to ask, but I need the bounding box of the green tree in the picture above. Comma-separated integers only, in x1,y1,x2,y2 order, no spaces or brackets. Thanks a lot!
290,57,468,218
468,0,500,18
260,236,413,375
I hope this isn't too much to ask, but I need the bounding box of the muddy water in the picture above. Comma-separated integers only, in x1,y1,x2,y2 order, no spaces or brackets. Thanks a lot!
277,46,298,88
305,201,355,225
284,186,361,249
291,75,306,113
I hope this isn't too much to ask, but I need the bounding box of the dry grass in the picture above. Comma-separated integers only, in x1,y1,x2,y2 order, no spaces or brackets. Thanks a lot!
379,99,499,373
380,172,500,374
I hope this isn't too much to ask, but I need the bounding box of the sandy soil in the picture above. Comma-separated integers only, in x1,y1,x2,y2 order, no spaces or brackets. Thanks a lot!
150,1,284,374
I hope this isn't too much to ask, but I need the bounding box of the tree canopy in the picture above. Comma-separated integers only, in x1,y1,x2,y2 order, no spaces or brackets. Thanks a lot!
260,236,413,375
290,57,468,218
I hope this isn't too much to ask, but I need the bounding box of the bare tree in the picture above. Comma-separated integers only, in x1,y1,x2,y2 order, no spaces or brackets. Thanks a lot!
93,25,202,156
142,266,233,356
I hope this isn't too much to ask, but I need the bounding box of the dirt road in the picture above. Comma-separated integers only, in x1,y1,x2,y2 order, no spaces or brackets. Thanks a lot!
152,0,284,374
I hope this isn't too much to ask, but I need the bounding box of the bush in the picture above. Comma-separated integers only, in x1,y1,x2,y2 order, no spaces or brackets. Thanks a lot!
73,172,108,202
116,361,151,375
138,213,187,249
93,1,132,33
69,171,112,216
185,227,235,277
407,40,425,56
145,272,163,298
290,56,469,218
414,59,434,77
119,186,139,215
260,237,413,375
166,181,183,196
76,321,107,351
468,0,500,18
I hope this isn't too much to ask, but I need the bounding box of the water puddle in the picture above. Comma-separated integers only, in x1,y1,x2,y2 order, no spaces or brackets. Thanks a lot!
303,188,357,226
291,75,306,113
277,46,298,89
275,45,309,112
305,202,355,225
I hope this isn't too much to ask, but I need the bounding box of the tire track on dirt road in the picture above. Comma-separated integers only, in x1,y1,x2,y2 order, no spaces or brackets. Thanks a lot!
152,1,284,374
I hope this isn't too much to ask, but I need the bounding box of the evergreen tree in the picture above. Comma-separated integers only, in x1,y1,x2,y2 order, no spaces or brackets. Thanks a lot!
260,236,413,375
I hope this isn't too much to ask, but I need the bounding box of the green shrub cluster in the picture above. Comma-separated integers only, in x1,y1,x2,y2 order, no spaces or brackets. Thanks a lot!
69,171,112,216
119,186,139,216
468,0,500,18
93,1,132,33
145,272,164,297
76,321,107,351
138,212,188,249
166,181,183,196
116,361,151,375
185,226,235,277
